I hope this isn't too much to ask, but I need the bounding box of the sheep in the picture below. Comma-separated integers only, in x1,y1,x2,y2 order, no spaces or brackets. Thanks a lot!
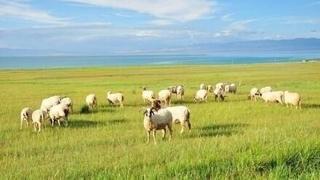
40,95,61,112
225,83,237,94
261,91,284,104
260,86,272,94
215,82,225,90
86,94,97,111
20,107,33,129
166,106,191,134
143,107,173,144
249,87,260,101
214,87,225,101
207,85,214,93
168,85,184,99
107,91,124,107
158,89,171,107
194,89,208,102
32,109,47,132
199,83,206,90
49,103,69,126
60,97,73,113
142,87,155,104
151,99,162,111
284,91,301,109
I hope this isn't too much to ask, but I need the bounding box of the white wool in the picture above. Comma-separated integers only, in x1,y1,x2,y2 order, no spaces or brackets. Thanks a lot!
165,106,191,133
107,91,124,107
158,89,171,106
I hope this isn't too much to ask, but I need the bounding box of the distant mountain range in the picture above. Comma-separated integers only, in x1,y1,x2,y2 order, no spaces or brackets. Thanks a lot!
1,38,320,56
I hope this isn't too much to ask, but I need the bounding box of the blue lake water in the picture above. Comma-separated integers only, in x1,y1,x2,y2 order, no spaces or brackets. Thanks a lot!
0,55,319,69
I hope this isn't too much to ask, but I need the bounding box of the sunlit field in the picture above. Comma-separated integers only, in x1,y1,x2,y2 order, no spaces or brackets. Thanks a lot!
0,62,319,179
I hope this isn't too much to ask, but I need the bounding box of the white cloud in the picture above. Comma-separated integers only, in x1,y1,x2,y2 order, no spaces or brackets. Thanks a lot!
65,0,215,22
149,19,173,26
214,20,254,37
0,1,67,25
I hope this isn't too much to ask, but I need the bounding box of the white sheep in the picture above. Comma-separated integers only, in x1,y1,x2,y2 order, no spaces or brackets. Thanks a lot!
158,89,171,107
107,91,124,107
249,87,259,101
20,107,33,129
199,83,206,90
261,91,284,104
142,87,155,103
226,83,237,94
215,82,225,90
260,86,272,94
40,95,61,112
32,109,47,132
284,91,301,109
86,94,97,111
194,89,208,102
214,87,225,101
168,85,184,99
143,107,173,144
60,97,73,113
207,85,214,93
49,103,69,126
166,106,191,134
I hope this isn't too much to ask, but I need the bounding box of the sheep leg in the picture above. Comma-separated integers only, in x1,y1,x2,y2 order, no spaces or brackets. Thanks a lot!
168,125,173,141
38,122,41,132
33,123,37,132
152,130,157,145
57,120,61,126
180,123,185,134
162,129,166,140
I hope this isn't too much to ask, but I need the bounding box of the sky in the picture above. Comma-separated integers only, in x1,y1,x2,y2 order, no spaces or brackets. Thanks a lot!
0,0,320,55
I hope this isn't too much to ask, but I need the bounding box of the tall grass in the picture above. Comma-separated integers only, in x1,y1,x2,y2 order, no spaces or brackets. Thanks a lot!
0,63,319,178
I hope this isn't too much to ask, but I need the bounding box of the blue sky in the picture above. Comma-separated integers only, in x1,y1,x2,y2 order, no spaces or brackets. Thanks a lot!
0,0,320,55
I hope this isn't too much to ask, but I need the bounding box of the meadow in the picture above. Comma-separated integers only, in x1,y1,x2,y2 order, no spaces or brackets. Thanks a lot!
0,62,320,179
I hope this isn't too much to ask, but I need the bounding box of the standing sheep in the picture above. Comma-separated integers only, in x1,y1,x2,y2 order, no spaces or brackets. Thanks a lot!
261,91,284,104
215,82,225,90
249,87,260,101
143,107,173,144
207,85,214,93
284,91,301,109
158,89,171,107
225,83,237,94
214,87,225,102
86,94,97,111
168,85,184,100
166,106,191,134
32,109,47,132
107,91,124,107
194,89,208,102
49,103,69,126
60,97,73,113
199,83,206,90
142,87,155,104
20,107,33,129
40,95,61,112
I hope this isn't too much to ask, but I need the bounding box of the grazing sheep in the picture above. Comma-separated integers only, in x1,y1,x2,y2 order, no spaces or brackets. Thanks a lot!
194,89,208,102
260,86,272,94
249,87,260,101
215,82,225,90
199,83,206,90
168,85,184,99
207,85,214,93
143,107,173,144
261,91,284,104
60,97,73,113
214,87,225,102
151,99,162,111
20,107,33,129
158,89,171,107
107,91,124,107
49,103,69,126
86,94,97,111
40,95,61,112
225,83,237,94
166,106,191,134
142,87,155,103
284,91,301,109
32,109,47,132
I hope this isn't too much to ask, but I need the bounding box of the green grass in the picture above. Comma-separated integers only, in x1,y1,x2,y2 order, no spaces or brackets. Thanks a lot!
0,62,320,179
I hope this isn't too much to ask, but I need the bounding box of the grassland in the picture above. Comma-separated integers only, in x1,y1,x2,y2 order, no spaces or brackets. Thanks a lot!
0,62,320,179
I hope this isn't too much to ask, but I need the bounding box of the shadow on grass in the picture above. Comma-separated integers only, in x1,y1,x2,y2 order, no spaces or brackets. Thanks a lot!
187,123,249,138
68,118,127,128
303,103,320,109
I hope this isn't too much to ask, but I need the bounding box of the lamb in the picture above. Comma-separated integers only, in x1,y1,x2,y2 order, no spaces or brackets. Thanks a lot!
107,91,124,107
249,87,260,101
199,83,206,90
32,109,47,132
60,97,73,113
260,86,272,94
194,89,208,102
49,103,69,126
158,89,171,106
168,85,184,99
165,106,191,134
261,91,284,104
142,87,155,103
225,83,237,94
40,95,61,112
284,91,301,109
20,107,33,129
86,94,97,111
143,107,173,144
214,87,225,101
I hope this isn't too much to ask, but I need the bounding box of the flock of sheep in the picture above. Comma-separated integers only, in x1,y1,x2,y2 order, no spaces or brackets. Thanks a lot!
20,82,301,144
